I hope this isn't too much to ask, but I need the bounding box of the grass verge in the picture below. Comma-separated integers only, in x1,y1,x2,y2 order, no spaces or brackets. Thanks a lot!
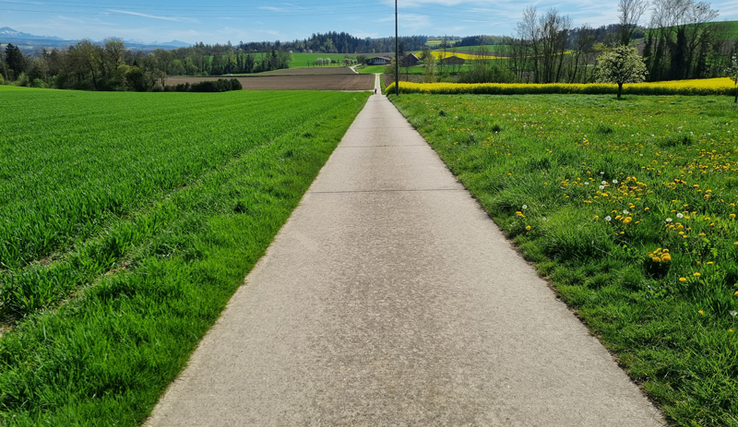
0,87,370,425
390,93,738,426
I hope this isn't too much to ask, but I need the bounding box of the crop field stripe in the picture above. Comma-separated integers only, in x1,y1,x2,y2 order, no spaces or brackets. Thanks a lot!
390,93,738,427
1,91,337,268
0,90,361,317
0,87,370,425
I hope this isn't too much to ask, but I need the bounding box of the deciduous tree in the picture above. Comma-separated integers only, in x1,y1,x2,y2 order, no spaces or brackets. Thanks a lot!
618,0,649,46
597,45,648,99
727,53,738,103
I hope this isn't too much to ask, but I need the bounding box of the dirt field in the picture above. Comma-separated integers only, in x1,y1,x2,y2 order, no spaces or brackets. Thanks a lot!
166,75,372,91
264,67,356,75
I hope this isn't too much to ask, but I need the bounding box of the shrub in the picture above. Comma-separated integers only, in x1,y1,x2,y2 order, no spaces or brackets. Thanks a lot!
164,79,241,93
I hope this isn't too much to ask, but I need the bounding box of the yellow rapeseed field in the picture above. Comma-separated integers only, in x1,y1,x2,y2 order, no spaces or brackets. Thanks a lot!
388,78,736,96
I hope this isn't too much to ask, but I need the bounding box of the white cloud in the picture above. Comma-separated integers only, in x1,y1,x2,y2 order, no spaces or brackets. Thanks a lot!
108,9,199,24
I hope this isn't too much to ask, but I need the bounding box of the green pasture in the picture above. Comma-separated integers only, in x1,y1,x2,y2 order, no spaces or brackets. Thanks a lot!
391,93,738,427
289,52,357,68
0,86,370,425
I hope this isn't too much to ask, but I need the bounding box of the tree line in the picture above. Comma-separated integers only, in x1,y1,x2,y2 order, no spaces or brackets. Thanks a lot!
0,39,291,90
0,31,431,90
490,0,735,84
237,32,429,54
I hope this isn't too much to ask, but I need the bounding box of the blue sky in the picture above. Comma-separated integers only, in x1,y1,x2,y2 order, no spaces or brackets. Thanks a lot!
2,0,737,45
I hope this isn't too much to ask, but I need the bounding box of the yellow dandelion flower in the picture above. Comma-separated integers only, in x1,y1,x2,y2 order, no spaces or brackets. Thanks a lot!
731,214,736,220
694,272,701,277
525,225,531,231
698,310,704,315
679,277,687,282
661,253,672,262
652,257,662,263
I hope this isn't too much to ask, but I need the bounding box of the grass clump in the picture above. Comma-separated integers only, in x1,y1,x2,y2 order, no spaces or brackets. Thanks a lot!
390,93,738,427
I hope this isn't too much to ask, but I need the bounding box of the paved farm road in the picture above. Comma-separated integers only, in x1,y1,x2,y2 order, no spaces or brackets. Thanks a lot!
145,80,664,426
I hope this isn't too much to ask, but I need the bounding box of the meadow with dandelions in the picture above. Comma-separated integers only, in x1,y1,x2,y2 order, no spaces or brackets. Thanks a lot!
390,93,738,426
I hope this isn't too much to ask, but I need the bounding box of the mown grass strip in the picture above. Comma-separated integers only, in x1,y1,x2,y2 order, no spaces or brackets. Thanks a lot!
385,78,737,97
0,87,370,425
390,93,738,427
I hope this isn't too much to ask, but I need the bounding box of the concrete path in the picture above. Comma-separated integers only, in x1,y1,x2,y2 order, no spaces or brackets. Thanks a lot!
145,82,665,426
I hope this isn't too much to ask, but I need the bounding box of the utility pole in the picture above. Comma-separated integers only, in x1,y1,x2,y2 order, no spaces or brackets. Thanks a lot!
395,0,399,95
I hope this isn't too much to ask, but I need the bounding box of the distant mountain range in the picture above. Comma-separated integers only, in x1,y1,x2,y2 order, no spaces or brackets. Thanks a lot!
0,27,190,51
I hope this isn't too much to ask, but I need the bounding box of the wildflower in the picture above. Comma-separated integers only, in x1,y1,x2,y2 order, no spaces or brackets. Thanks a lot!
679,277,687,282
694,272,701,277
623,217,633,224
652,257,661,263
623,210,629,215
594,215,599,220
522,205,528,210
730,310,737,317
661,253,671,262
706,261,713,265
698,310,704,315
612,179,618,184
525,225,531,231
666,218,673,223
731,214,736,219
677,213,684,218
599,185,605,190
605,216,612,222
735,290,738,297
601,181,607,185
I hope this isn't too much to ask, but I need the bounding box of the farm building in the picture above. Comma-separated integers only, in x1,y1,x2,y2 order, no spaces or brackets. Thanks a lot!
399,53,420,67
366,56,391,65
440,55,465,65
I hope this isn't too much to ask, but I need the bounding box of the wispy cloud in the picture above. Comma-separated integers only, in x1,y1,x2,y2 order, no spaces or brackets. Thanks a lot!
108,9,199,23
259,6,290,12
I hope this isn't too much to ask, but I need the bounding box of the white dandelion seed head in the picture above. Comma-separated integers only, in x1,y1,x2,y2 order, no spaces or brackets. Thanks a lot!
666,218,673,223
601,181,607,185
612,179,618,184
600,171,605,175
677,213,684,218
730,310,737,317
599,185,605,190
623,210,629,215
522,204,528,210
605,216,612,221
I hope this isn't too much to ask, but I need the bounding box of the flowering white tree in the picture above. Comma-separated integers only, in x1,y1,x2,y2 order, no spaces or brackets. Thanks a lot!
596,45,647,99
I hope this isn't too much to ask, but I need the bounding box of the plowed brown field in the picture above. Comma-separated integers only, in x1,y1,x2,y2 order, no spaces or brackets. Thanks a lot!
166,75,372,91
265,67,356,75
